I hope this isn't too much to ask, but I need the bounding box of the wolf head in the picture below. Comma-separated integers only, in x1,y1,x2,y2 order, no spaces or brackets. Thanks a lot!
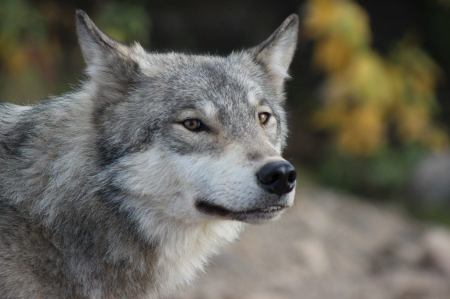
76,11,298,226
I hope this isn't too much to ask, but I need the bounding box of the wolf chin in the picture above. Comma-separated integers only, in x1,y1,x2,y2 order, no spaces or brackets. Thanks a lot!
0,10,298,299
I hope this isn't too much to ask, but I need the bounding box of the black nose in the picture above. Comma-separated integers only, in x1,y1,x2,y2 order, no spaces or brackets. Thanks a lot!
257,161,297,196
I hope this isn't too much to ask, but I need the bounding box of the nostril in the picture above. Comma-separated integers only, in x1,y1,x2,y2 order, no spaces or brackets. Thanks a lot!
287,170,297,183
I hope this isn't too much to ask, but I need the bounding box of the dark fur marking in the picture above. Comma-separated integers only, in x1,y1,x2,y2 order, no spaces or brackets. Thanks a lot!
247,152,263,161
95,118,159,166
96,134,127,166
1,120,36,157
97,177,158,251
91,66,152,166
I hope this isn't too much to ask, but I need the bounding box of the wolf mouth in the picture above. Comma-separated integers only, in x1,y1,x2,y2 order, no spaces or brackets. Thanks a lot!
195,200,287,222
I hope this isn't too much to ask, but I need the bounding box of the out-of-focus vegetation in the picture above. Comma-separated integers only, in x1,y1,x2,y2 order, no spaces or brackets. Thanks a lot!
95,3,151,46
304,0,447,155
0,0,54,103
0,0,150,103
302,0,450,199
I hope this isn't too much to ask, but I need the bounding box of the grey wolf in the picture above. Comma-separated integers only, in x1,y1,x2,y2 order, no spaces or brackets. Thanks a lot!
0,10,298,298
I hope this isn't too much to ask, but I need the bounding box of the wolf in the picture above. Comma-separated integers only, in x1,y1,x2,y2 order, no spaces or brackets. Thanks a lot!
0,10,298,299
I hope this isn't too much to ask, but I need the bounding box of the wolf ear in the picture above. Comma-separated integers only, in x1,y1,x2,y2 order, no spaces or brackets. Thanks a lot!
76,10,137,82
249,14,298,94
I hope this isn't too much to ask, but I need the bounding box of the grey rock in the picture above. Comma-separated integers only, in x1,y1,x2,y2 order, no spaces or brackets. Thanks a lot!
409,151,450,206
424,227,450,276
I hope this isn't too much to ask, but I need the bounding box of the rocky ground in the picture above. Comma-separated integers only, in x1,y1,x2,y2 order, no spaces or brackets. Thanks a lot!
171,185,450,299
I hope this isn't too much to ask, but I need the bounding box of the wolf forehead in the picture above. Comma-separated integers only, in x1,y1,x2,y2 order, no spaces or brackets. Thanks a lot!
96,53,286,133
128,52,284,117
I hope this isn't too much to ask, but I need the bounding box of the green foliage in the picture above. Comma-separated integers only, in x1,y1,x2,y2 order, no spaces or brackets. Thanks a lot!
409,202,450,228
0,0,47,43
0,0,47,75
0,0,151,104
318,145,427,198
95,2,151,47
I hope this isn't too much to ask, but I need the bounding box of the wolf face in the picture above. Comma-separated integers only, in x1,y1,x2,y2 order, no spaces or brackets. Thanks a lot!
76,11,298,227
0,11,298,298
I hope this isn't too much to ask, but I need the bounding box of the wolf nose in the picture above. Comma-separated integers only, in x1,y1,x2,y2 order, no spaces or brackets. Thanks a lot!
257,161,297,196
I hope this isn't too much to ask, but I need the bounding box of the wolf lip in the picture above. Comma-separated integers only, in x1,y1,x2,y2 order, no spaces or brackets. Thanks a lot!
195,200,287,221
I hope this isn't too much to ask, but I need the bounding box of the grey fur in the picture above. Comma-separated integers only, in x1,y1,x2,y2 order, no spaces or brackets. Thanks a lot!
0,11,298,298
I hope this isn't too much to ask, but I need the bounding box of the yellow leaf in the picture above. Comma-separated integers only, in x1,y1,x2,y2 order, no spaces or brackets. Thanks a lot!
397,107,430,142
8,48,29,74
313,37,350,71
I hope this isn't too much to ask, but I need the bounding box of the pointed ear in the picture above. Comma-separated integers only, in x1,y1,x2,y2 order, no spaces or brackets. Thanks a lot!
76,10,138,82
249,14,298,93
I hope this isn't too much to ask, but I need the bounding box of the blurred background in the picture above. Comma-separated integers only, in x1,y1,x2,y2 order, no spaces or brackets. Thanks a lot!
2,0,450,297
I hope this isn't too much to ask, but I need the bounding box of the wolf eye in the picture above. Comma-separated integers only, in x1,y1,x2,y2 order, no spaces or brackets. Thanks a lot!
182,119,202,131
258,112,271,125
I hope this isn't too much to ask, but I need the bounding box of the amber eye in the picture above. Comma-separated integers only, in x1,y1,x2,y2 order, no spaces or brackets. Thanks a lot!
258,112,271,125
183,119,202,131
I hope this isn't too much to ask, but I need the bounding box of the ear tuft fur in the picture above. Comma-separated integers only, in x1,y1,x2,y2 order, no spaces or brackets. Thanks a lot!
75,10,138,86
249,14,298,93
76,10,123,65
